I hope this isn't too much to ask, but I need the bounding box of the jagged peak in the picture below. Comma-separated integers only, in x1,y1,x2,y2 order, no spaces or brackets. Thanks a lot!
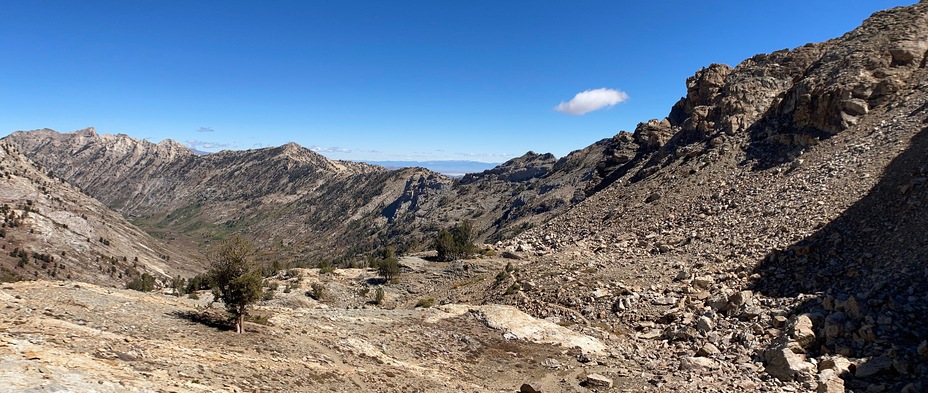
74,127,97,137
267,141,321,160
156,139,190,151
501,151,557,167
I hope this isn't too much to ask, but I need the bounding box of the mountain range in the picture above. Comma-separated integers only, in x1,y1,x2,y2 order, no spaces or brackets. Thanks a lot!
2,1,928,391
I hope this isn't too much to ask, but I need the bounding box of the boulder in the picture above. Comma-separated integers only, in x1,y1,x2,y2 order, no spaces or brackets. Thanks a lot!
696,343,721,357
790,314,817,349
815,369,846,393
855,356,894,378
520,383,543,393
585,373,613,388
765,345,815,381
681,356,720,370
696,316,715,334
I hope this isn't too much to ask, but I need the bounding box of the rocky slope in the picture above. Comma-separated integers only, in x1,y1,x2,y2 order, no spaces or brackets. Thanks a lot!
488,1,928,391
0,142,199,286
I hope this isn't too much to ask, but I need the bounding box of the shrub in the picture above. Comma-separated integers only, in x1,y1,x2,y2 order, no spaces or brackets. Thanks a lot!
318,260,336,274
126,273,156,292
245,313,270,325
377,257,400,283
434,221,478,262
373,287,385,305
415,297,435,308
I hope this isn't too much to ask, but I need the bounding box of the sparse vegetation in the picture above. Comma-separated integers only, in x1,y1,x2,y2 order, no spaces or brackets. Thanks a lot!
375,245,401,283
415,297,435,308
126,273,156,292
373,287,385,305
318,260,336,274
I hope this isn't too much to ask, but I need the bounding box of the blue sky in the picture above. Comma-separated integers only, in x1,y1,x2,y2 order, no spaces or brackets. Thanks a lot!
1,1,914,162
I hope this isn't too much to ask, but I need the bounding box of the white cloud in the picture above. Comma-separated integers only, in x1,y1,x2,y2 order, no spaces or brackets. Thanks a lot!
309,145,352,153
196,126,214,133
554,88,629,115
185,139,229,151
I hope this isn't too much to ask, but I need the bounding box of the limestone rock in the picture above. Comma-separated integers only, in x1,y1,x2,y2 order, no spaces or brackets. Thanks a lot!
815,368,846,393
818,355,853,377
696,343,721,357
790,314,817,349
696,316,715,334
584,373,613,388
680,356,720,370
765,345,815,381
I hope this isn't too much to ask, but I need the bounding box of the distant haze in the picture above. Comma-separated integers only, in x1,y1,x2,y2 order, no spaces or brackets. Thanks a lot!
363,160,501,177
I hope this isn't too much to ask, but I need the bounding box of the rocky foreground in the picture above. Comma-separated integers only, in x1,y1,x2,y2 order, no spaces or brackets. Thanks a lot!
0,260,648,393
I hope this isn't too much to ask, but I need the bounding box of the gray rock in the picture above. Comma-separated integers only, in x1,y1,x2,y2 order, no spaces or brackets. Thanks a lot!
815,368,845,393
765,345,815,381
585,373,613,388
695,343,720,357
520,382,543,393
696,316,715,334
855,356,893,378
728,290,753,307
790,314,816,349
